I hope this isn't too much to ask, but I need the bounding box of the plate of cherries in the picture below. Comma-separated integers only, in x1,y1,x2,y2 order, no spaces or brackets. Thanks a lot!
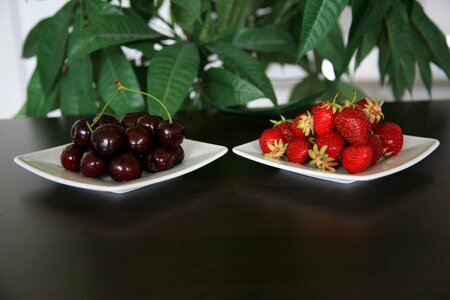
14,82,228,193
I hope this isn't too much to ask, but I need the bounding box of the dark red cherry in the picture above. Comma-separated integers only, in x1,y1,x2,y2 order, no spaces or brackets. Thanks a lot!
96,114,119,127
80,150,106,178
91,124,125,158
60,143,84,171
136,115,163,133
155,120,186,148
125,126,153,153
109,153,142,181
71,118,93,147
169,146,184,165
143,147,174,173
120,111,149,127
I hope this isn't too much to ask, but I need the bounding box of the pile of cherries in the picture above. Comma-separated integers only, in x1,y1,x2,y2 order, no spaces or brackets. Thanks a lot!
60,81,186,181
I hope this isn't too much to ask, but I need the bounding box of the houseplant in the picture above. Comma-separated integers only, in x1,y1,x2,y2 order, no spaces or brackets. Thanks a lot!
20,0,450,117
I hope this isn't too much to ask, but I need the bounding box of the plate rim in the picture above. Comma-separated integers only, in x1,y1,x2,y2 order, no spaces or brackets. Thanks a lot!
14,139,228,193
232,135,440,184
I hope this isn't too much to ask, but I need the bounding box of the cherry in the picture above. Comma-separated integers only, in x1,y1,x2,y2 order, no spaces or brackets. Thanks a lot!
91,124,125,158
96,114,119,127
155,120,186,148
80,150,106,177
60,143,84,171
136,115,162,133
143,148,174,173
109,153,142,181
169,145,184,165
120,111,149,127
71,118,93,147
125,126,153,153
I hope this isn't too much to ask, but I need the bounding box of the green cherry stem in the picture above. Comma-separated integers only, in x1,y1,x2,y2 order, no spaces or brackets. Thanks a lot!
115,80,172,124
86,88,121,132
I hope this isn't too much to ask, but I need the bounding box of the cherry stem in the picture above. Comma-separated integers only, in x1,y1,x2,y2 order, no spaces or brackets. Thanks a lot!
86,80,173,133
115,81,172,124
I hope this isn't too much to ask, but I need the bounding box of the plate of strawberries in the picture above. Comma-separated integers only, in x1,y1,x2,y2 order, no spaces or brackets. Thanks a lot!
232,96,440,184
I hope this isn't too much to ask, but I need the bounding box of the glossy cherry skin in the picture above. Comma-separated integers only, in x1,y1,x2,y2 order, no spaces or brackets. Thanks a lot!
80,150,106,178
91,124,125,158
60,143,84,171
109,153,142,181
71,118,93,147
136,115,162,133
143,148,174,173
125,126,153,154
96,114,119,127
169,145,184,165
155,120,186,148
120,111,149,127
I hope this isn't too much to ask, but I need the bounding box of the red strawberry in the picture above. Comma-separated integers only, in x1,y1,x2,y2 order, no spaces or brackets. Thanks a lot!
286,138,312,163
341,145,373,174
314,130,346,160
311,97,341,136
373,122,404,157
270,115,296,142
334,106,371,146
291,111,314,138
259,128,287,158
308,144,339,172
367,135,383,166
357,98,384,128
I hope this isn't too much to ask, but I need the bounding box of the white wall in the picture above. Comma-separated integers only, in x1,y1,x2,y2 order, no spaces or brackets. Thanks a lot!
1,0,449,119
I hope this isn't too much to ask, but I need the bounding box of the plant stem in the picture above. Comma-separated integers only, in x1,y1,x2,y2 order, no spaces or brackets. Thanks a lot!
87,88,121,132
117,83,172,123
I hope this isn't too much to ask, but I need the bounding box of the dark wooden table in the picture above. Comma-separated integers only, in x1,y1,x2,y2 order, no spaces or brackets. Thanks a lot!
1,101,449,299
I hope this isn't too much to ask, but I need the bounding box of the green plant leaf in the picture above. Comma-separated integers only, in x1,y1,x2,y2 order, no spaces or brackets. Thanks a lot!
68,15,162,61
171,0,202,33
315,23,345,73
22,18,48,58
297,0,348,60
354,27,380,69
231,26,297,56
215,0,252,34
85,0,123,18
203,68,266,108
384,9,416,91
147,42,200,118
207,41,277,105
411,1,450,79
98,46,145,115
340,0,392,76
59,57,97,116
130,0,154,20
36,1,74,95
289,76,325,103
25,69,57,117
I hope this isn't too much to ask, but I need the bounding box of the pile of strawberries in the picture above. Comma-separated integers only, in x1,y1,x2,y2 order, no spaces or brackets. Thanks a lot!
259,95,404,174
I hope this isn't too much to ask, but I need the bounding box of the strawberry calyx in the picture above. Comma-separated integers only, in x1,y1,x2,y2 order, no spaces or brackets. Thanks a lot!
308,144,339,172
270,115,293,126
359,98,384,125
295,111,314,136
264,139,287,159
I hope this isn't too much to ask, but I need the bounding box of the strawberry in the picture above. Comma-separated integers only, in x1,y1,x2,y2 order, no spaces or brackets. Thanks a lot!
286,138,312,163
367,135,383,166
291,111,314,139
341,145,373,173
270,115,296,142
357,98,384,128
314,130,346,160
311,96,341,136
334,106,371,146
259,128,287,158
308,144,339,172
373,122,404,157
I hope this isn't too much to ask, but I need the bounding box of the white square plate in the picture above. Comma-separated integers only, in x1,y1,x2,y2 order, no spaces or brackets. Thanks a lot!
14,139,228,193
232,135,439,184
